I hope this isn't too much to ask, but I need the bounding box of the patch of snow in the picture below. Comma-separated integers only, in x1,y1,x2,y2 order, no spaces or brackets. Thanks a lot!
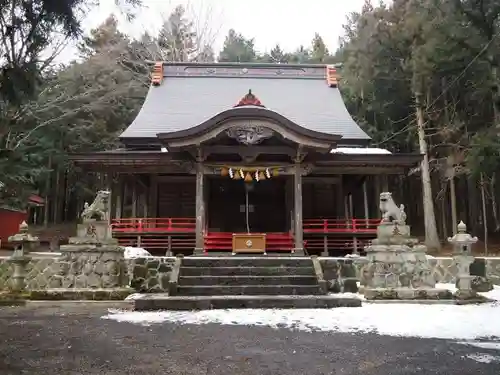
436,283,457,293
345,254,361,258
333,292,366,300
123,247,152,259
481,286,500,301
436,282,500,302
464,353,500,363
104,284,500,341
124,293,144,301
103,301,500,340
330,147,392,155
458,341,500,350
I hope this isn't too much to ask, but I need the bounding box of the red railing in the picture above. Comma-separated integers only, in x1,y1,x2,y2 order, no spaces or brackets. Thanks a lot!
111,218,196,233
303,218,380,233
111,218,379,235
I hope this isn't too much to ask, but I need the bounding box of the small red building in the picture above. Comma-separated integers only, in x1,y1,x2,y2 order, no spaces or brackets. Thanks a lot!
0,195,44,248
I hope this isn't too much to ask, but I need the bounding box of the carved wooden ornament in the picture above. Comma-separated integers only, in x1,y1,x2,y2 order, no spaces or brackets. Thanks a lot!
226,125,273,145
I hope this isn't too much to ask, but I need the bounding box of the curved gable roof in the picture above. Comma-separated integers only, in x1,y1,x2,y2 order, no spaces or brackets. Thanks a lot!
157,106,341,150
119,63,370,144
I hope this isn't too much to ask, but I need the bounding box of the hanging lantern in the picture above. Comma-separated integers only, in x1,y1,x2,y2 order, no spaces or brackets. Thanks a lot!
221,167,229,177
265,168,271,179
234,170,241,180
258,170,266,181
245,172,253,182
239,169,245,179
254,170,260,181
229,168,234,178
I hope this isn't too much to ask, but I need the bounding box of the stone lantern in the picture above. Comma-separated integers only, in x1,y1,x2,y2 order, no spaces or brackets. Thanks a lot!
8,221,38,291
447,221,477,297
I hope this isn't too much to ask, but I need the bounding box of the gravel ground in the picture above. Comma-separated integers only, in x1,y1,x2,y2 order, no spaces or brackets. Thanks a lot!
0,304,499,375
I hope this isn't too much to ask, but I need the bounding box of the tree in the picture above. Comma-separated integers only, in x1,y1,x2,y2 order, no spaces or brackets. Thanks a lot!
288,45,310,63
310,33,334,63
0,0,141,104
258,44,289,63
156,5,197,61
340,0,463,249
218,29,257,62
0,0,142,207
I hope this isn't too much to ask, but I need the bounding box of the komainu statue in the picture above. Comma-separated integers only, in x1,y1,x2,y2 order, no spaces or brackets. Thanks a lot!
81,190,110,221
379,192,406,225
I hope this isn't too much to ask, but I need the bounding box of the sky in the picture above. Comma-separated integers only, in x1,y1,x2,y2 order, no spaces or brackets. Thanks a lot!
60,0,369,61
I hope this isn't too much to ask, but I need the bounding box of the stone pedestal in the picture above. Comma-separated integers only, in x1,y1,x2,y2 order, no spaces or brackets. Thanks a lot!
58,240,125,289
363,221,451,300
50,220,131,295
76,220,113,243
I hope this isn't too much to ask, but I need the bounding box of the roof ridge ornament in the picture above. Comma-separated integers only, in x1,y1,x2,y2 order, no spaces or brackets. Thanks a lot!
326,65,339,88
151,62,164,86
234,89,265,107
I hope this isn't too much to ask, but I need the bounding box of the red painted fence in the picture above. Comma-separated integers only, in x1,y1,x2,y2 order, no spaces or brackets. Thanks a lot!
111,218,196,233
111,218,380,234
110,217,380,253
303,218,380,233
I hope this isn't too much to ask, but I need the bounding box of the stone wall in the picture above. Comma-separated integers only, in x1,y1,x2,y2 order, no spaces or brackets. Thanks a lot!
318,256,500,289
0,255,175,292
127,257,176,292
53,247,128,289
1,255,500,292
0,256,59,290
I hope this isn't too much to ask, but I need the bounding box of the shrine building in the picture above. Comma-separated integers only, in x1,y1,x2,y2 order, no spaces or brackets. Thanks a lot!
72,62,422,256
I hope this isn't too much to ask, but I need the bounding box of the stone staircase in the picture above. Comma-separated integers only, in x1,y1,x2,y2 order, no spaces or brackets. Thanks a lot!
133,257,363,310
176,257,322,296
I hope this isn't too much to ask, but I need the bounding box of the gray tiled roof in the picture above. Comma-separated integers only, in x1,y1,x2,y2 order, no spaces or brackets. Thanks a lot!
120,64,370,142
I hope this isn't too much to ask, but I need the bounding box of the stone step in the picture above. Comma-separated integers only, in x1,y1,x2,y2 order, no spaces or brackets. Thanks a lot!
178,275,318,286
176,285,322,296
134,294,362,311
179,266,315,277
182,257,313,268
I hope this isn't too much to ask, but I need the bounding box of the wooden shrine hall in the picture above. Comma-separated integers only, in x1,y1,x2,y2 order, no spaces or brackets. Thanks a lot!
72,62,422,256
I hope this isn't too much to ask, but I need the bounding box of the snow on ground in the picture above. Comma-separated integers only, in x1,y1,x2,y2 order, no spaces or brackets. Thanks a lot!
459,341,500,350
124,293,144,301
105,284,500,343
464,353,500,364
123,247,152,259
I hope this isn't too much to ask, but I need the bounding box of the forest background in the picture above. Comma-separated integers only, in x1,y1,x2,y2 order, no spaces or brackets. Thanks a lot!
1,0,500,252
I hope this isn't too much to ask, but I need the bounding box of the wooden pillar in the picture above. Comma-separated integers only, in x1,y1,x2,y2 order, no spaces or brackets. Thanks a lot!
285,177,293,231
115,179,122,220
363,179,369,228
148,174,158,218
374,175,381,219
203,174,209,231
194,163,205,254
380,174,389,191
348,193,354,219
106,172,113,225
131,178,137,218
336,175,344,219
293,164,304,254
